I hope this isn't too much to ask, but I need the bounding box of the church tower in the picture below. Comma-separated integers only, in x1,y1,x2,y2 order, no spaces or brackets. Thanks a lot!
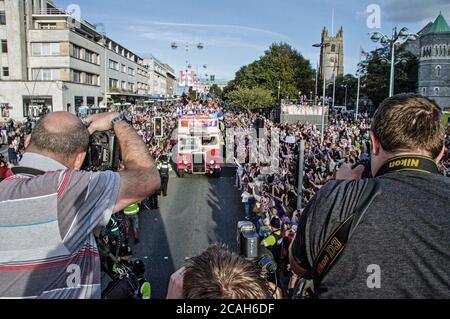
319,26,344,83
418,13,450,109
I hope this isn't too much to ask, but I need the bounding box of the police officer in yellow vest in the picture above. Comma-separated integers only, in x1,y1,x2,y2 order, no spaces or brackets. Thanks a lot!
156,155,172,197
124,202,140,244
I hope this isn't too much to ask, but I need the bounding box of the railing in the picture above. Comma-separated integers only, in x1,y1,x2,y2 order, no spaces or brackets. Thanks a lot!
281,99,318,107
34,8,68,15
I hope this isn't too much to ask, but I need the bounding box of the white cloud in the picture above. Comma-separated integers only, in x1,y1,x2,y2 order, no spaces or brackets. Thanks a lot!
149,21,289,39
127,20,288,52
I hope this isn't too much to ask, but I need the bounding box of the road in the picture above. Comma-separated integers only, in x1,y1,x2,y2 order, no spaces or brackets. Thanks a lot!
129,166,243,299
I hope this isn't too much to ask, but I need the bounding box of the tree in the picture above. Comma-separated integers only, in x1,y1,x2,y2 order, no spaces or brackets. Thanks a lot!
209,84,223,98
360,45,418,109
225,86,275,111
334,74,359,108
224,43,315,103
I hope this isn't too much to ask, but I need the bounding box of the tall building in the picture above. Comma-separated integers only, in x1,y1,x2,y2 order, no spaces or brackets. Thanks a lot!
0,0,174,119
164,64,176,98
417,13,450,109
319,26,344,83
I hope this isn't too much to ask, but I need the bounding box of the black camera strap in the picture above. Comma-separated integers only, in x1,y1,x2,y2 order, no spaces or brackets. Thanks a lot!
375,155,439,177
11,166,45,177
311,179,381,290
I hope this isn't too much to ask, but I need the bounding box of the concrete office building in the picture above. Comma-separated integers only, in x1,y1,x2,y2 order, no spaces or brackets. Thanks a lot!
0,0,173,120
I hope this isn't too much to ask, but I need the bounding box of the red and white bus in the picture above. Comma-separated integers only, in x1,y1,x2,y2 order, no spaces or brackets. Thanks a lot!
174,114,222,178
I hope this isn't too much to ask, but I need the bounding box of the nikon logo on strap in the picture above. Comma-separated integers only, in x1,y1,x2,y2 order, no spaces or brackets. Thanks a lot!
388,158,420,169
376,155,439,177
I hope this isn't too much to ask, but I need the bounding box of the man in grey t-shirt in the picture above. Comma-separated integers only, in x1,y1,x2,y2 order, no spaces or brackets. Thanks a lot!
290,94,450,298
0,112,160,299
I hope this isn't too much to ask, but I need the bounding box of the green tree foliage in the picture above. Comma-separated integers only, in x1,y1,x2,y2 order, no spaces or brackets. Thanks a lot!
334,74,359,107
360,45,418,109
224,43,315,102
226,86,275,111
209,84,223,98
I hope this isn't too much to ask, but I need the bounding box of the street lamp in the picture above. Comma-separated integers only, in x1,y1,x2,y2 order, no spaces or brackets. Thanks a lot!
355,63,364,121
313,42,331,145
369,27,418,97
171,42,205,93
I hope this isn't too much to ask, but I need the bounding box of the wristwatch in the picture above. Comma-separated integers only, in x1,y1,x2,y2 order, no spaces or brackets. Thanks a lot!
111,113,132,127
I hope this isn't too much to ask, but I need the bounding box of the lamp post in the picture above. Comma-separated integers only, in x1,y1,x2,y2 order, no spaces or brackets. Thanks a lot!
171,42,204,94
355,63,364,121
341,84,348,107
313,42,331,145
369,27,418,97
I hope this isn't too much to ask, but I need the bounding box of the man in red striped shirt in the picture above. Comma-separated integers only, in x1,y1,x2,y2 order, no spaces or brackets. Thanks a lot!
0,111,160,299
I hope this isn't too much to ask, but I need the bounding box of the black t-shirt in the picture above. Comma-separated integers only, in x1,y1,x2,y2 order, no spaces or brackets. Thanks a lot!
291,171,450,299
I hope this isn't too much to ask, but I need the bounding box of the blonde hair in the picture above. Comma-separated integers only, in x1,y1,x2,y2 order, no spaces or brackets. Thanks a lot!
183,244,269,299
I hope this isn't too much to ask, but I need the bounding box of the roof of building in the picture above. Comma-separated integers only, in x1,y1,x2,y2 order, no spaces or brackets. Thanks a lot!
428,13,450,34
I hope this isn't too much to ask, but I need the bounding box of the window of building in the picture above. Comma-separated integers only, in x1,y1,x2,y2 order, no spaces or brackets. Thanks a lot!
85,50,93,63
74,96,84,112
109,78,118,89
72,45,81,59
122,64,127,73
23,96,53,118
86,96,95,107
38,22,57,29
0,11,6,25
434,87,439,95
2,67,9,77
121,81,127,90
72,70,81,83
85,73,93,85
109,59,119,70
421,87,426,96
1,40,7,53
436,65,442,78
129,82,135,92
128,67,135,76
32,68,60,81
331,44,336,52
32,42,60,56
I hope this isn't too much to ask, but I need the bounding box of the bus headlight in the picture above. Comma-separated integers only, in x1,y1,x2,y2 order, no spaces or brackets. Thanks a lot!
183,160,188,165
210,160,215,165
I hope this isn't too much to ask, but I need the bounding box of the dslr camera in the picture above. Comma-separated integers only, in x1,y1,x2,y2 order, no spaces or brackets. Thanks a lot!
82,131,120,171
236,221,277,276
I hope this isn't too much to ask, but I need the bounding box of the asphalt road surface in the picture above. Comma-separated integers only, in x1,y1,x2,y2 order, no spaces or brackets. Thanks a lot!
129,166,243,299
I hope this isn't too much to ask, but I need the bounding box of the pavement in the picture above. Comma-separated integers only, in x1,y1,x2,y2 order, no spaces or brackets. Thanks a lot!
107,166,243,299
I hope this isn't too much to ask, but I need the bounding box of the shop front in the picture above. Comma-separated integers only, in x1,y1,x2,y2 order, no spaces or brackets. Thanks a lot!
22,96,53,119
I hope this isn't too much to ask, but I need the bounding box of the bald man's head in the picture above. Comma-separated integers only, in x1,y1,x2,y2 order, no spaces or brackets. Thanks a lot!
28,112,89,161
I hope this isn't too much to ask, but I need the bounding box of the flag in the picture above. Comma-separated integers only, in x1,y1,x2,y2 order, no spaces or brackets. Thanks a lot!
188,71,195,87
178,71,186,86
360,48,369,57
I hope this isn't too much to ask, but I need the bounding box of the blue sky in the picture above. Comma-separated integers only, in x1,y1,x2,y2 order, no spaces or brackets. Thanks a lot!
56,0,450,81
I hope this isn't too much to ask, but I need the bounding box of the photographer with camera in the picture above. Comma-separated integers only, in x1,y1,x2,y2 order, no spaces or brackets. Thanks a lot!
289,94,450,298
0,111,160,299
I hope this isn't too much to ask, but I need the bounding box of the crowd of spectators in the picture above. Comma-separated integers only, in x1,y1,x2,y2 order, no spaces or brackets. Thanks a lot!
226,106,449,294
1,96,449,298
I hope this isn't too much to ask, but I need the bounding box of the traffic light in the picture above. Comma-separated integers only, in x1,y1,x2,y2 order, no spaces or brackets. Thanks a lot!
154,117,163,138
